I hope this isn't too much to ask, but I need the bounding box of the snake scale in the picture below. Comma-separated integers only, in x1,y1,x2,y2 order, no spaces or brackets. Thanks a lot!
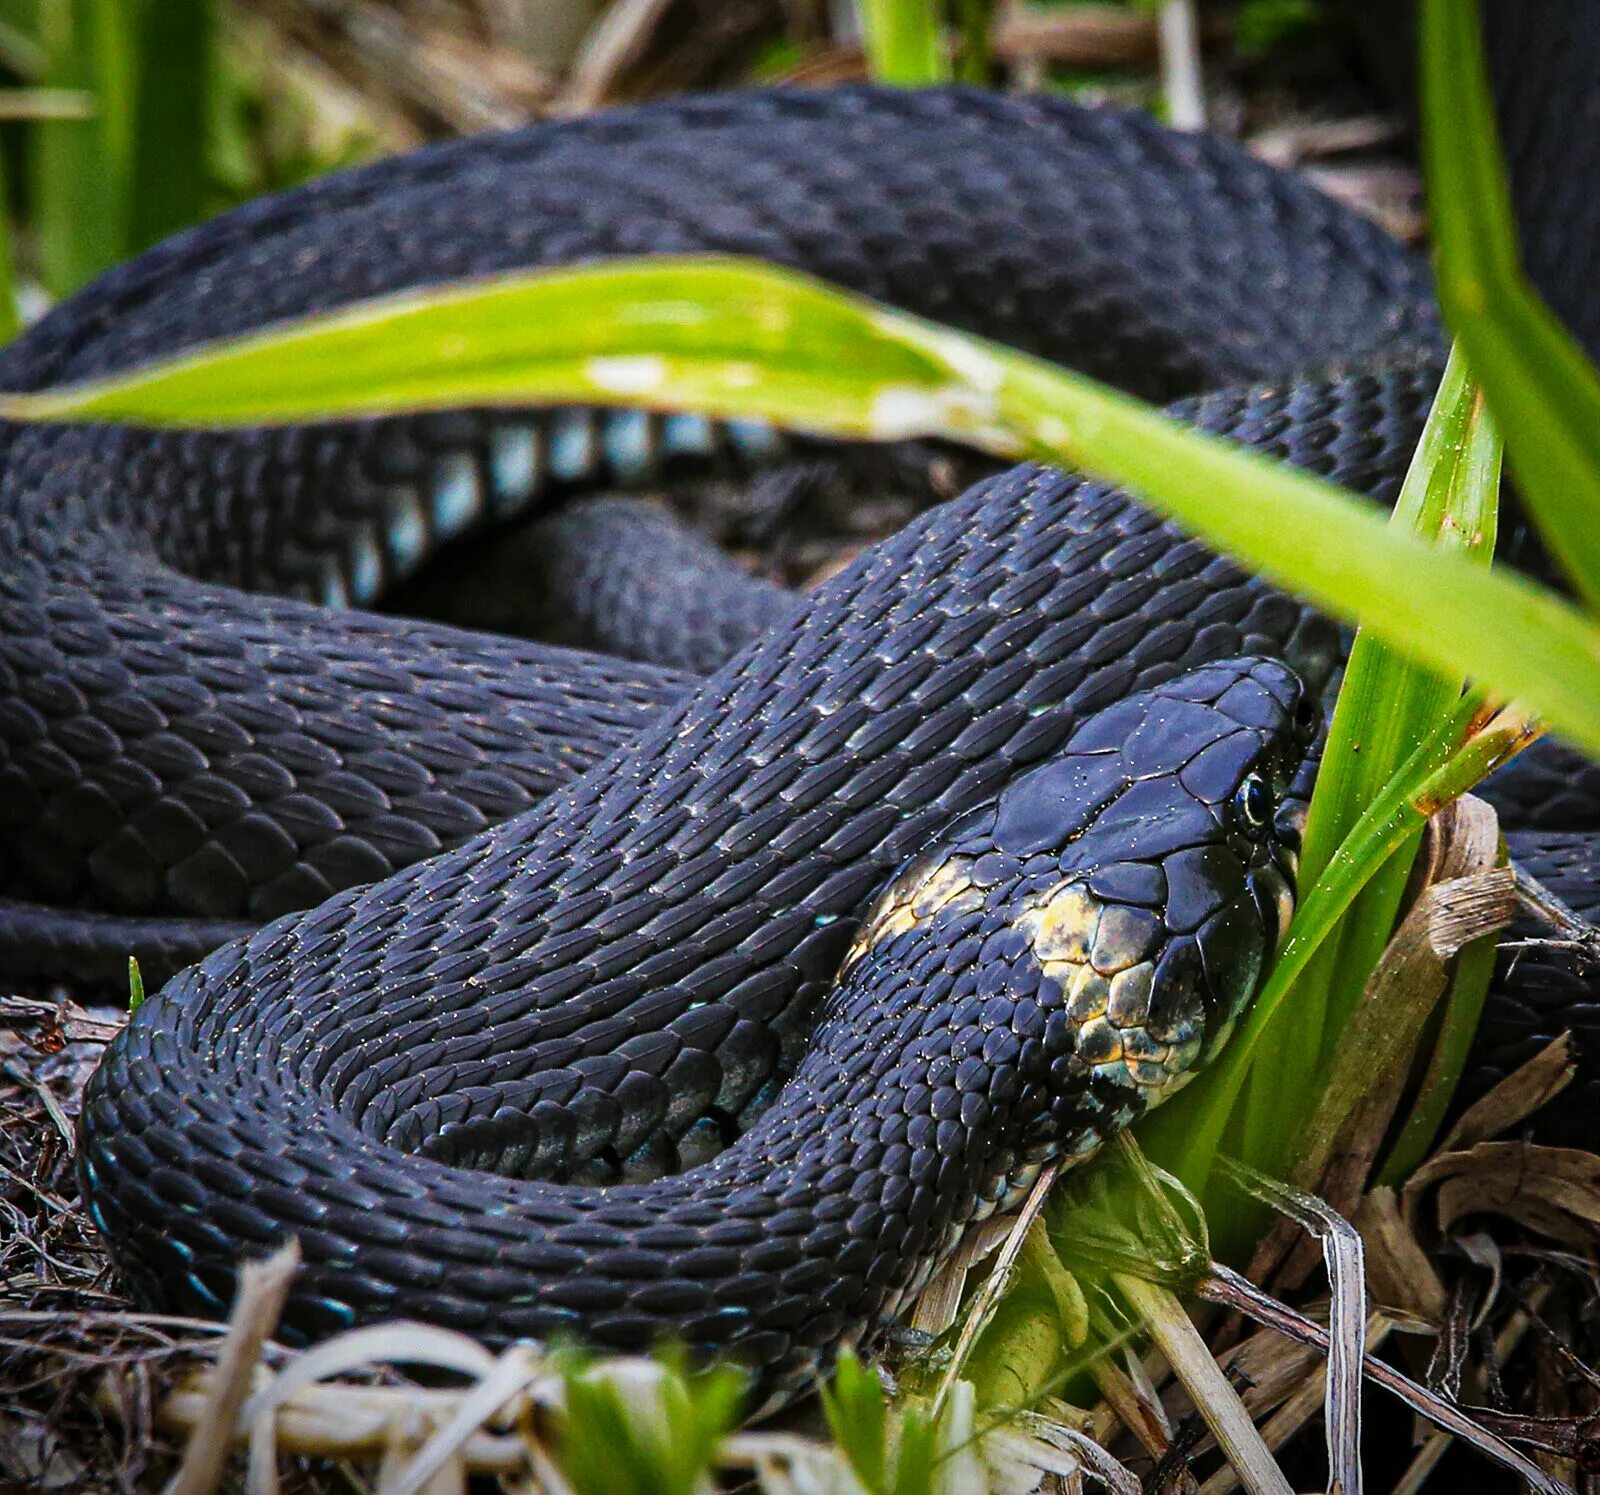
0,0,1594,1407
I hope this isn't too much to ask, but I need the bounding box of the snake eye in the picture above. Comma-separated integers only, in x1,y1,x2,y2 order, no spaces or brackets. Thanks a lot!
1234,772,1272,832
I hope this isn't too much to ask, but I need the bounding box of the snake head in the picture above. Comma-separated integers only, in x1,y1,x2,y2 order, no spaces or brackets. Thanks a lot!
841,655,1317,1179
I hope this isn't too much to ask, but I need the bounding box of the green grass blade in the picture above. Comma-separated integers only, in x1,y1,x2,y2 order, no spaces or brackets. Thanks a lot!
951,0,991,84
1,256,1598,763
33,0,137,296
553,1356,742,1495
859,0,949,85
821,1349,891,1492
1420,0,1600,608
1375,915,1501,1186
0,13,48,78
821,1349,945,1495
1236,346,1501,1178
1300,350,1502,890
1312,356,1497,1056
126,0,211,253
0,149,18,344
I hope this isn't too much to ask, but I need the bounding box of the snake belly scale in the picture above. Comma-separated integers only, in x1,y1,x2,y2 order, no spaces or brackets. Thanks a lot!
0,62,1578,1404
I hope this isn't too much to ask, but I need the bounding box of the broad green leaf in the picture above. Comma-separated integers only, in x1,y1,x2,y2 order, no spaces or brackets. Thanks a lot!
1420,0,1600,608
2,255,1599,764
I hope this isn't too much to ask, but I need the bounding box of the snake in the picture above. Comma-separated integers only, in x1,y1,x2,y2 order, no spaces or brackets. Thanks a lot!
0,1,1592,1410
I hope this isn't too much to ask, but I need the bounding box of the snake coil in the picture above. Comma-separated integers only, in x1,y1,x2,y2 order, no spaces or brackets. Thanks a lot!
0,1,1593,1408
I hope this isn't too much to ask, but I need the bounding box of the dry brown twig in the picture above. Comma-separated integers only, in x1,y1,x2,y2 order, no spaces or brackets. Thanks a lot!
1199,1262,1570,1494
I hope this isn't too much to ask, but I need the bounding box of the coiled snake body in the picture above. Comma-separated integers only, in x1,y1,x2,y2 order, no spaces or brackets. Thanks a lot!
0,4,1595,1406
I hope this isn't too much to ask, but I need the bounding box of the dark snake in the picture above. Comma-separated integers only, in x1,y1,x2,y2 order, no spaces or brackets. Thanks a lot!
0,1,1594,1408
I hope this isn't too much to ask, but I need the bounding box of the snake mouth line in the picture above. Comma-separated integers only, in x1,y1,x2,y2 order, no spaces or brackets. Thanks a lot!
1263,797,1307,949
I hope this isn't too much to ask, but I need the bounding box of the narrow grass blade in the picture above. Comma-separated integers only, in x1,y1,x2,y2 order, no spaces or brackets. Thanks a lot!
0,151,18,344
1375,917,1501,1187
1237,346,1501,1179
1,256,1597,765
859,0,950,85
1115,1274,1293,1495
951,0,991,84
1300,349,1502,892
127,0,212,253
32,0,137,296
1420,0,1600,608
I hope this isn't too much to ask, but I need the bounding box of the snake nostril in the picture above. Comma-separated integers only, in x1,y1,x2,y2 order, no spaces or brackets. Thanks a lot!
1293,692,1319,741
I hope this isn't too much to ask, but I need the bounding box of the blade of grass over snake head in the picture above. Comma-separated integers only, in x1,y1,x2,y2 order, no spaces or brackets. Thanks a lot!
0,256,1596,765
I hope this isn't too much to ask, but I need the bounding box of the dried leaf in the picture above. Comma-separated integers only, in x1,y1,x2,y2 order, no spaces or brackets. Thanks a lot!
1253,798,1513,1289
1353,1187,1446,1323
1200,1317,1397,1495
933,1164,1059,1417
1199,1264,1571,1494
1407,1140,1600,1242
1217,1331,1324,1420
167,1239,299,1495
1437,1034,1576,1153
1219,1164,1365,1493
1295,860,1516,1217
0,992,123,1047
1116,1274,1294,1495
1083,1347,1175,1464
1015,1412,1142,1495
908,1213,1018,1337
1456,1232,1505,1329
382,1344,544,1495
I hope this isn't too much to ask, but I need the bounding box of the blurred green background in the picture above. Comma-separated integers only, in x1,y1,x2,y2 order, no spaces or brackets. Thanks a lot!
0,1,1402,341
